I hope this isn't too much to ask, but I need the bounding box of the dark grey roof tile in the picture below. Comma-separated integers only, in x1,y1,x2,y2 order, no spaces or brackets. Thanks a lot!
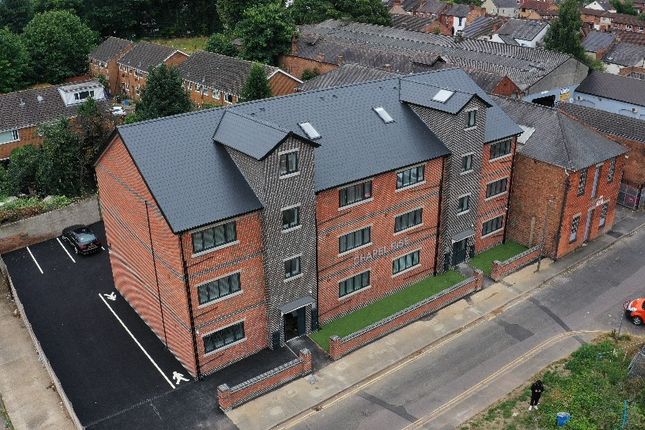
575,72,645,107
117,42,179,72
558,102,645,143
89,37,133,62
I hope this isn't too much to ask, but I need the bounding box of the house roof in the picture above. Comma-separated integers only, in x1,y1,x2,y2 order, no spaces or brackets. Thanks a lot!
613,30,645,46
604,42,645,66
464,69,509,93
416,0,449,15
387,0,424,12
463,16,502,39
558,102,645,144
0,81,105,133
582,31,616,52
299,64,396,91
585,0,612,9
113,69,520,232
177,51,284,96
575,72,645,108
89,37,133,62
295,20,578,91
390,14,435,32
117,42,179,72
493,96,627,170
520,0,557,12
491,0,519,8
446,3,470,17
495,19,549,42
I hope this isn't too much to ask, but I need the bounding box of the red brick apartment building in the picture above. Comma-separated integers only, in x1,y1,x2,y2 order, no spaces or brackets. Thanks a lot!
96,68,524,377
494,97,628,259
88,37,134,95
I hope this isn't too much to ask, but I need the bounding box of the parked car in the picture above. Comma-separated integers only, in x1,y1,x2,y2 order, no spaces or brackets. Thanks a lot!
62,225,101,255
111,105,127,116
624,298,645,325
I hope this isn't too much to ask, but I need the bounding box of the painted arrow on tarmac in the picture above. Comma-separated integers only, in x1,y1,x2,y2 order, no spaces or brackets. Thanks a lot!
104,292,117,301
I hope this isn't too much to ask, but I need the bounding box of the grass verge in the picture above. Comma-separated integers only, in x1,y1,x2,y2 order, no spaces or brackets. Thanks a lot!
0,195,75,225
144,37,209,53
310,271,466,351
461,335,645,430
469,241,528,276
0,395,13,430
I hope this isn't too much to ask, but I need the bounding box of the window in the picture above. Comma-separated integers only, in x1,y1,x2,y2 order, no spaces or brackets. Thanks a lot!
467,110,477,128
392,250,420,275
569,215,581,242
490,140,512,160
279,151,299,176
225,93,234,103
74,90,95,101
284,256,301,279
482,215,504,236
339,271,370,297
607,158,616,183
282,206,300,230
0,130,19,145
298,122,321,140
486,178,509,198
198,273,241,305
457,194,470,214
203,322,244,353
396,165,425,189
599,203,608,228
339,227,371,253
373,106,394,123
577,169,588,196
432,89,454,103
192,221,237,253
339,181,372,207
461,154,473,173
395,208,423,232
591,164,602,198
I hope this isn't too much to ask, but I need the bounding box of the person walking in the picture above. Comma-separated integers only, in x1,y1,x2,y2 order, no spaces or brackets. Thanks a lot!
529,380,544,410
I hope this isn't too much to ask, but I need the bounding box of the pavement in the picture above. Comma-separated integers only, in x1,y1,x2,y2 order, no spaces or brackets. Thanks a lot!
227,207,645,430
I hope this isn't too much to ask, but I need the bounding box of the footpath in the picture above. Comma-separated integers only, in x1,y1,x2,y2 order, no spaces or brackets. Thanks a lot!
227,208,645,430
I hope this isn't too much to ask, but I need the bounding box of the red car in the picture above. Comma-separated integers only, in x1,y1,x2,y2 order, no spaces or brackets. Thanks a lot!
624,298,645,325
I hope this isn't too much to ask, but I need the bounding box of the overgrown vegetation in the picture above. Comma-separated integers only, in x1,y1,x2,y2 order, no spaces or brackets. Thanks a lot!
469,242,528,276
0,195,75,224
133,64,193,122
0,395,14,430
241,63,272,101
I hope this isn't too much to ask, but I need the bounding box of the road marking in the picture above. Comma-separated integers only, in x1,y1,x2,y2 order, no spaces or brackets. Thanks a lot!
103,292,117,301
172,371,189,385
26,247,43,274
101,246,105,251
56,238,76,263
98,293,175,389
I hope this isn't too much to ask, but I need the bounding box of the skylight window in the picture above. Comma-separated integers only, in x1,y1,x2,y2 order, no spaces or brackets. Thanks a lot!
373,106,394,124
432,89,454,103
298,122,321,140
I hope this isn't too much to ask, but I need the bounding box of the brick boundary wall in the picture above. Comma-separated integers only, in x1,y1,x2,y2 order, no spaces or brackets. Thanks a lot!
0,255,83,429
490,245,541,282
0,196,101,254
328,270,484,360
217,349,313,411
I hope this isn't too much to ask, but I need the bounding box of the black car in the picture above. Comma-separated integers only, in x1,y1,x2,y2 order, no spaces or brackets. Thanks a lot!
62,225,101,255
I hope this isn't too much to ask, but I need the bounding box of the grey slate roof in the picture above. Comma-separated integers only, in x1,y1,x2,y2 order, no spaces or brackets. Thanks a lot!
299,64,396,91
463,16,500,39
582,31,616,53
464,69,509,93
492,0,519,8
604,42,645,67
493,96,627,170
416,0,449,15
117,42,178,72
387,0,423,12
390,14,434,32
89,37,133,62
575,72,645,108
495,19,548,42
558,102,645,144
177,51,281,96
295,20,578,91
446,3,470,17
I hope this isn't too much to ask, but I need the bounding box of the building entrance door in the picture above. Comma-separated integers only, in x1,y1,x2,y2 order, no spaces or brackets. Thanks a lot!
452,238,468,265
584,208,595,242
283,307,306,341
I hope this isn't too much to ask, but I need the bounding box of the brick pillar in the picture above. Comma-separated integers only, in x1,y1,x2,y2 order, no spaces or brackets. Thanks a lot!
473,268,484,290
217,384,233,412
329,335,342,360
299,348,313,374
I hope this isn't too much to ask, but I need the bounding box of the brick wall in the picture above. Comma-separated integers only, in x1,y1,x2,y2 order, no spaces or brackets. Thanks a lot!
217,348,312,411
490,245,541,281
279,55,339,79
328,270,484,360
269,72,301,96
0,126,44,160
118,65,146,101
316,158,443,324
492,77,522,97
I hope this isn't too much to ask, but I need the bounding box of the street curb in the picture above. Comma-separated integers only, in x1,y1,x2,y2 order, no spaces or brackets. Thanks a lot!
269,219,645,430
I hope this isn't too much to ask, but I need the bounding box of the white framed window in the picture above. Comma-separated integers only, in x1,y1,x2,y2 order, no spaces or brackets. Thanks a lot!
569,215,580,243
284,255,302,280
466,109,477,128
461,153,474,173
457,194,471,214
0,129,19,145
281,205,301,231
279,150,299,177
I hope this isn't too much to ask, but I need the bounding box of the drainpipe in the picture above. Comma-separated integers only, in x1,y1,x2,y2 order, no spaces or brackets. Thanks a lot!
178,236,201,379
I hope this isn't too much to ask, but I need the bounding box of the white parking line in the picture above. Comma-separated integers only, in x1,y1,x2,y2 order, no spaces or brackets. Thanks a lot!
56,238,76,263
98,293,176,389
26,247,43,274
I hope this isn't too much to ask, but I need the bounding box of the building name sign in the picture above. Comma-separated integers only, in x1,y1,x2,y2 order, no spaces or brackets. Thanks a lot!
353,237,411,266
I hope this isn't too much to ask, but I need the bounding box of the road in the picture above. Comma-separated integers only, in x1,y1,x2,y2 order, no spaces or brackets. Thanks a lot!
288,227,645,430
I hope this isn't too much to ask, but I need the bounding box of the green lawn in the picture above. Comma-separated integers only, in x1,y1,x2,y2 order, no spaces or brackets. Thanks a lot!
310,271,466,352
144,36,209,53
469,241,528,276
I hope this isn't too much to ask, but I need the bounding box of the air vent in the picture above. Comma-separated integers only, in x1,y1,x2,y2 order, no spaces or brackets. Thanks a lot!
298,122,321,140
373,106,394,124
432,89,454,103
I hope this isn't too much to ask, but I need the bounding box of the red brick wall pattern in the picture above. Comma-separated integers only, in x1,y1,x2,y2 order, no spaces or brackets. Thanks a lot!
490,245,541,281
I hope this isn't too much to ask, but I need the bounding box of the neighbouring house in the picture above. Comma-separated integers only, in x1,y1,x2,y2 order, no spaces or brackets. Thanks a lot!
388,0,424,14
483,0,520,18
572,72,645,119
603,42,645,76
117,42,189,101
281,20,588,105
464,69,523,96
414,0,449,18
519,0,559,21
298,63,396,91
95,68,521,376
390,13,436,32
88,37,134,95
582,31,617,60
0,81,107,160
559,102,645,210
581,9,645,33
491,19,549,47
440,4,471,35
495,96,627,259
584,0,616,13
177,51,301,107
463,16,507,39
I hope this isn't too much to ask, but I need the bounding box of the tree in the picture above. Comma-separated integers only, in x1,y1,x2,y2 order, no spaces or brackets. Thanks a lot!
290,0,338,25
36,119,84,196
334,0,391,26
544,0,585,62
611,0,637,15
136,64,193,121
216,0,270,31
23,10,97,84
0,0,34,33
77,97,113,190
0,29,30,93
236,2,296,64
6,145,41,195
206,32,238,57
33,0,83,14
241,63,272,101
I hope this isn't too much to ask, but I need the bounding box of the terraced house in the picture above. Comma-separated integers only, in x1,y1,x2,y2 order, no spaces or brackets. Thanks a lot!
95,68,521,377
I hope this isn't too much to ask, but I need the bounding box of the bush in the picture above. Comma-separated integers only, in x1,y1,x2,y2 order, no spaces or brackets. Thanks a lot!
6,144,41,195
0,195,74,224
301,68,320,81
